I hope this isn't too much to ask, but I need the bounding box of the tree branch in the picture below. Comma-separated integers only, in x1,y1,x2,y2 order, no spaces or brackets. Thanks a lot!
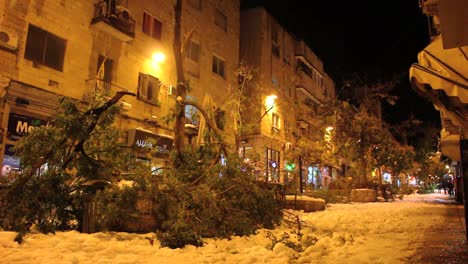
182,99,228,158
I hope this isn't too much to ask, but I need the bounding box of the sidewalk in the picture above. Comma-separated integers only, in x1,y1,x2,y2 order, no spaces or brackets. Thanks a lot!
408,194,468,264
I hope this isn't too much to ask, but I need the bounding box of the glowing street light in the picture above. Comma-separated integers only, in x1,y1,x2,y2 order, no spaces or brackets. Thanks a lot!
152,52,166,63
265,94,277,110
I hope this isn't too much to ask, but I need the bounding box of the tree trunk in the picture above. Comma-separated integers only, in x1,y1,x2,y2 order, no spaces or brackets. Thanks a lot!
173,0,186,162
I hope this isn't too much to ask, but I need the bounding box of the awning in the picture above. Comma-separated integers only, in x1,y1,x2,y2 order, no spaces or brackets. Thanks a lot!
409,35,468,160
440,129,461,161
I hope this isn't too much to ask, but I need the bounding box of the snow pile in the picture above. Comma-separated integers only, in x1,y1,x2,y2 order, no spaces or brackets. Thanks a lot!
285,195,325,202
0,194,452,263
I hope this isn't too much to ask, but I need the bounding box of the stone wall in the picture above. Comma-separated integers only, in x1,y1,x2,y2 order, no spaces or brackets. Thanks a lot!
350,188,377,203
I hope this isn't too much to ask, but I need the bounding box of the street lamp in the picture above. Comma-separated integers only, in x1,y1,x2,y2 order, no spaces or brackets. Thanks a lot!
148,51,166,76
152,52,166,63
265,94,277,111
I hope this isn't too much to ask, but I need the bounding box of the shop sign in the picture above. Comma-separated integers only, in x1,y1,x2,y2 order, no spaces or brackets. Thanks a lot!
128,128,173,158
7,113,51,141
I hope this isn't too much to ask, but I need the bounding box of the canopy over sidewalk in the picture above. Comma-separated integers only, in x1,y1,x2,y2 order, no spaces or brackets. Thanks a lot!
409,35,468,161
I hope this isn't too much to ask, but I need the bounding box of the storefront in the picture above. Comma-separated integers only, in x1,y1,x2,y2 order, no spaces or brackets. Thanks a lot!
0,81,57,177
127,128,173,172
2,113,51,175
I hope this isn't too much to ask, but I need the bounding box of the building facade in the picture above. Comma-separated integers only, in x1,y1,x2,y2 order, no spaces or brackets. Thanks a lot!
239,7,336,188
409,0,468,201
0,0,240,175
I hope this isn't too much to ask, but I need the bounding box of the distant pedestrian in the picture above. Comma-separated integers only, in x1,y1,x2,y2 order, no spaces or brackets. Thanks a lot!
442,180,447,194
447,180,454,196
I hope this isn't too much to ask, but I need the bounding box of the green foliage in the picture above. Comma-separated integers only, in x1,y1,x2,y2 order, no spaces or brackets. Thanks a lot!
158,229,203,249
265,212,318,253
0,94,135,234
266,231,305,252
414,152,445,184
151,144,283,248
418,184,436,194
0,170,74,233
94,184,140,232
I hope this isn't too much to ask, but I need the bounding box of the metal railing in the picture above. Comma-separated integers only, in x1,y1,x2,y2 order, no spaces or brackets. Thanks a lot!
92,1,135,38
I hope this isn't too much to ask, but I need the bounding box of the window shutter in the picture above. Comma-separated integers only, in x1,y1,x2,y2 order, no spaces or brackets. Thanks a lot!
147,75,160,103
44,33,66,71
152,19,162,40
138,73,148,99
25,25,46,63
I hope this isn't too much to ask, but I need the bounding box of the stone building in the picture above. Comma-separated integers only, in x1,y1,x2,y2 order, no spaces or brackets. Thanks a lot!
239,7,336,187
0,0,239,175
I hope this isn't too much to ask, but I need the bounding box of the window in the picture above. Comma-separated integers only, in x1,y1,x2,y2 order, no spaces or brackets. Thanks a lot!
272,78,279,88
24,24,66,71
284,119,290,133
138,73,161,105
212,55,225,77
272,112,280,131
214,108,226,130
239,146,253,161
266,148,280,183
283,52,290,64
97,55,113,82
142,12,162,40
214,9,227,31
188,0,202,10
186,40,200,62
271,22,280,57
96,55,113,92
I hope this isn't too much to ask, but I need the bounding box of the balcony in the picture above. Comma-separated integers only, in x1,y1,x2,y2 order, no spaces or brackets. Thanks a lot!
91,1,135,42
296,72,324,104
84,78,130,100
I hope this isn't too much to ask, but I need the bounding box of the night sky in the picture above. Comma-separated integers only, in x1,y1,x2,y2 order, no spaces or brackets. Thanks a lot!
241,0,441,132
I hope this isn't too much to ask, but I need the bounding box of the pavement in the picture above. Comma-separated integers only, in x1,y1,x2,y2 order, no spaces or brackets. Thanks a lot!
407,193,468,264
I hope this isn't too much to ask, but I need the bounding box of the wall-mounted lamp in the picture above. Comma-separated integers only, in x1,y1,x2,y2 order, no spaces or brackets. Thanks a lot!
152,52,166,64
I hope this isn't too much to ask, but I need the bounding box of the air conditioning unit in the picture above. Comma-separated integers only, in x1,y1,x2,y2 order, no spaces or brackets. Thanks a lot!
116,5,132,19
0,29,18,51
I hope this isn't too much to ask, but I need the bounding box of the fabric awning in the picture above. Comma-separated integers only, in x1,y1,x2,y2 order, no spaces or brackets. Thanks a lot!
409,35,468,161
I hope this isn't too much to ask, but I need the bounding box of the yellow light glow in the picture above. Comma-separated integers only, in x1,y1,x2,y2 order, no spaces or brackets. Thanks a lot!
152,52,166,63
325,126,333,143
146,51,165,77
265,94,277,110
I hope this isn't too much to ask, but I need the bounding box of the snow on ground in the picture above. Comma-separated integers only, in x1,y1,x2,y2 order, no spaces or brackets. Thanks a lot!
0,193,455,264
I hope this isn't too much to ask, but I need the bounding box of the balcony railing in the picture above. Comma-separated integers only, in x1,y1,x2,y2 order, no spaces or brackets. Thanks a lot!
91,1,135,42
84,78,129,100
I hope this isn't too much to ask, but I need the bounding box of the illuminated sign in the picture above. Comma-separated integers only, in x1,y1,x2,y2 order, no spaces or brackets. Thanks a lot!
128,128,173,158
285,163,296,171
7,113,51,141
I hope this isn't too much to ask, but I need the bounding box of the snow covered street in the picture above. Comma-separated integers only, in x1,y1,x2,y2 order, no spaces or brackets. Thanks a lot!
0,193,466,264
